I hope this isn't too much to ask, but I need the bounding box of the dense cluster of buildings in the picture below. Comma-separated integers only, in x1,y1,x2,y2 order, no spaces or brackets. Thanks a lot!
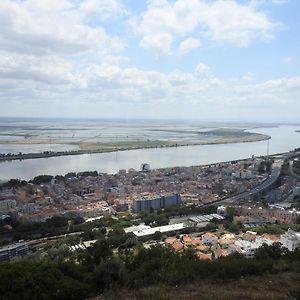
216,202,300,226
164,229,297,259
0,157,268,222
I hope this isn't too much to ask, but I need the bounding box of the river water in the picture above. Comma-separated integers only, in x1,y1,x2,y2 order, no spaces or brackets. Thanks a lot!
0,125,299,181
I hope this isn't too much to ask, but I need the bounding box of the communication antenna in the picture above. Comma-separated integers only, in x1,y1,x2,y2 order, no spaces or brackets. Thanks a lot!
267,139,270,160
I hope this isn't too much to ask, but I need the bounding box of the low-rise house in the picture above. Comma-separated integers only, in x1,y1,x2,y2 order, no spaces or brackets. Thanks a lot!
165,237,177,245
227,244,243,255
218,237,235,249
182,234,192,244
234,236,273,257
241,231,257,242
190,237,202,246
214,247,230,258
196,244,209,252
202,232,218,245
261,234,280,243
171,240,184,251
280,229,300,251
221,233,236,240
181,235,201,246
234,239,256,257
196,251,212,261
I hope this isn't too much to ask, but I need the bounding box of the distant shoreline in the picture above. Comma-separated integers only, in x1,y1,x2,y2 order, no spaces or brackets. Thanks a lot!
0,133,270,163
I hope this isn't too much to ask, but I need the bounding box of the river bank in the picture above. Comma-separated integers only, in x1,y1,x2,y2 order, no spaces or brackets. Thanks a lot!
0,133,270,162
0,125,298,181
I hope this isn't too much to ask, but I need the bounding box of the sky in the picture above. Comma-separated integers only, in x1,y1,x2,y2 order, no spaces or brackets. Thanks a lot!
0,0,299,122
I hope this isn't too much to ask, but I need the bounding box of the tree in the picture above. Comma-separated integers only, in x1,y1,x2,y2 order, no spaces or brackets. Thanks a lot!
206,222,218,231
0,261,90,300
47,244,71,262
153,231,162,240
254,242,286,260
93,258,128,291
226,207,236,222
86,239,113,265
31,175,53,184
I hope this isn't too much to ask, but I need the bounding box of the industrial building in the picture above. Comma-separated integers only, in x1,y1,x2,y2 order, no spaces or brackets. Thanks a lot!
189,214,224,224
131,223,187,237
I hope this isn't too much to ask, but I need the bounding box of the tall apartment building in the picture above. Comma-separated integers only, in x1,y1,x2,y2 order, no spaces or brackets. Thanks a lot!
132,194,182,212
0,242,29,263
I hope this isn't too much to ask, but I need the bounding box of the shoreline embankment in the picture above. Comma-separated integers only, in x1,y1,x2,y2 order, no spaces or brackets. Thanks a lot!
0,134,270,163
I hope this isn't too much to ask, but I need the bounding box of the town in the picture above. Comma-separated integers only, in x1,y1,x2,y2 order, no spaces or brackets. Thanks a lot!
0,155,286,222
1,149,300,300
1,149,300,263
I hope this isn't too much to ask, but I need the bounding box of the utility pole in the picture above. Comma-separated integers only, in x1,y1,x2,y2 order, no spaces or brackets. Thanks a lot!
48,136,52,152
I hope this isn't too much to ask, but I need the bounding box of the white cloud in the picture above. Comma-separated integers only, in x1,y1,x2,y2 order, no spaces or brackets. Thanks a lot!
0,0,124,57
0,0,298,122
0,0,127,105
198,1,275,47
140,32,174,57
177,37,201,56
252,76,300,92
0,54,73,85
195,63,211,75
133,0,276,56
79,0,127,21
1,53,299,121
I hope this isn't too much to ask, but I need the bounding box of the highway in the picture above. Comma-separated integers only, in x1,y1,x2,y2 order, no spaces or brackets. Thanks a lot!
201,159,283,207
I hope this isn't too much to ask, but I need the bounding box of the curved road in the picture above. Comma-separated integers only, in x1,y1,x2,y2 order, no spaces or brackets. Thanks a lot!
202,159,283,207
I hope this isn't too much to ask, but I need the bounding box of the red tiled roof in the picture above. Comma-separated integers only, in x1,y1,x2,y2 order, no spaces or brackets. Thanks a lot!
215,248,229,258
182,235,192,242
202,232,217,239
261,234,280,242
172,241,184,251
196,244,209,252
196,251,212,261
165,237,177,245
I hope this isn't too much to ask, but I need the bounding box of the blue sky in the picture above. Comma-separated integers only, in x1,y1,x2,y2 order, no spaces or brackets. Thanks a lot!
0,0,299,122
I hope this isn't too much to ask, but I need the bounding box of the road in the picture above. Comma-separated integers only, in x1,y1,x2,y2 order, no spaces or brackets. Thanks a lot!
201,159,283,207
289,161,300,181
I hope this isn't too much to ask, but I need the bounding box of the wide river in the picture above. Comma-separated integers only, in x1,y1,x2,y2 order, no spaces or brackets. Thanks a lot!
0,125,299,181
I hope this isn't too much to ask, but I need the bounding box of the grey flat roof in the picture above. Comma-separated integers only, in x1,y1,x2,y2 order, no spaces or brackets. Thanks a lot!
189,213,224,223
